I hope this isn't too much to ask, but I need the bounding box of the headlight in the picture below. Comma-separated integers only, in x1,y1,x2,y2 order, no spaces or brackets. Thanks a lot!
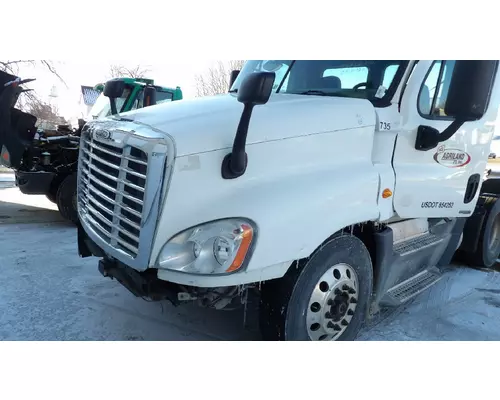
156,219,255,275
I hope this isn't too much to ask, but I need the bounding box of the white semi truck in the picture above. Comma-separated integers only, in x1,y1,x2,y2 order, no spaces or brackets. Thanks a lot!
75,60,500,341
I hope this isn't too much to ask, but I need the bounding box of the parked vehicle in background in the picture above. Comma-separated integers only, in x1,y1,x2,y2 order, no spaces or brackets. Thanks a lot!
0,72,182,223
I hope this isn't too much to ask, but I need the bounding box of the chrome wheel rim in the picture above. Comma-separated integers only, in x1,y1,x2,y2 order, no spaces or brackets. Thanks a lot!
306,263,359,341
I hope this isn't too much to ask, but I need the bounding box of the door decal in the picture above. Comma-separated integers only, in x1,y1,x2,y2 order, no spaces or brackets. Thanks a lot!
433,145,471,168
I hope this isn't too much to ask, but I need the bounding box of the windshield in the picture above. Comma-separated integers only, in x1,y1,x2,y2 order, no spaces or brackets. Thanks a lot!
89,87,132,120
230,60,409,105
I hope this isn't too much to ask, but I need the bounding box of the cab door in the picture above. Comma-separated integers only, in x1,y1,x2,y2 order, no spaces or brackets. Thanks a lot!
392,60,499,218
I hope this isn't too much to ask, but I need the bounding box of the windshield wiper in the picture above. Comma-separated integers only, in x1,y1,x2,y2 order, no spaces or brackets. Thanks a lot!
295,90,331,96
294,90,352,98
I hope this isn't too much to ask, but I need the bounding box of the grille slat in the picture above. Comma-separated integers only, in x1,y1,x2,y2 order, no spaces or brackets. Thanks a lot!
87,141,148,166
78,130,149,258
83,148,147,180
82,198,141,231
86,173,144,206
86,213,139,254
82,195,141,231
81,159,145,193
83,148,121,171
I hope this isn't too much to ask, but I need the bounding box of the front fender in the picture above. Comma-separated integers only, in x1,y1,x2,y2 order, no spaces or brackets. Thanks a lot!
151,129,380,282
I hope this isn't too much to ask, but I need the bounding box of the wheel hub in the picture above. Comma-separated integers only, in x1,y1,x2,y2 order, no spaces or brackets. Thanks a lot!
330,293,349,321
306,263,359,341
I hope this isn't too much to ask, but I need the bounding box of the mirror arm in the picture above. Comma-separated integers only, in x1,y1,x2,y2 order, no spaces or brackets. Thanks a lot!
109,98,118,115
221,104,254,179
415,118,466,152
439,118,465,142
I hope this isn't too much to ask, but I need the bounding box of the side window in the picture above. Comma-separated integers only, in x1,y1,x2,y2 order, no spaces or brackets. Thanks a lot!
382,65,399,88
130,89,143,111
156,91,174,104
323,67,369,89
271,64,290,91
418,60,456,118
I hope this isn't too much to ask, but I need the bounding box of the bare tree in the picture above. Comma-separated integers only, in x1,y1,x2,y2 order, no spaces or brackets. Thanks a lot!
195,60,245,97
108,64,151,79
25,99,66,125
0,60,66,112
0,60,65,83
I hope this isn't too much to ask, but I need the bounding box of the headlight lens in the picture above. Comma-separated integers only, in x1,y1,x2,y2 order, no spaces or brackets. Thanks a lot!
156,219,255,275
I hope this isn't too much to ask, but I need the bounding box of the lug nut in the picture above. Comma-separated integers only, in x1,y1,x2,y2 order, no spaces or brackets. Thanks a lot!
348,288,356,294
327,321,334,329
333,324,341,331
325,312,332,319
350,298,357,304
327,299,333,306
347,309,354,316
335,288,342,296
341,319,348,326
342,284,350,291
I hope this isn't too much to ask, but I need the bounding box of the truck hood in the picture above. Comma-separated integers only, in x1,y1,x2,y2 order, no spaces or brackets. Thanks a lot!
116,93,376,157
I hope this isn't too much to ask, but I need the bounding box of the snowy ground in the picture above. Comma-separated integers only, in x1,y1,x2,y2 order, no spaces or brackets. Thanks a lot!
2,173,500,340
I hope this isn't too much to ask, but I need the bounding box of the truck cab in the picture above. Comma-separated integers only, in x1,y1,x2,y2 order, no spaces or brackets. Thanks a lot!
76,60,500,341
89,78,183,120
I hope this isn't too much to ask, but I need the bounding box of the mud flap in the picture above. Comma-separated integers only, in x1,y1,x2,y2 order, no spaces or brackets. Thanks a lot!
77,222,106,258
77,223,93,258
459,199,489,254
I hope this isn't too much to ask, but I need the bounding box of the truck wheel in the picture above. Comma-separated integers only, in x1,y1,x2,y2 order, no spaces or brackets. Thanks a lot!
46,192,57,203
56,173,78,224
46,185,58,204
46,178,63,204
259,234,373,341
465,196,500,268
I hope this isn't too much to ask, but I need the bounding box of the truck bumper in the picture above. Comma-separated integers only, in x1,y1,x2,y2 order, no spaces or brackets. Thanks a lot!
97,257,181,303
15,170,55,195
77,223,181,303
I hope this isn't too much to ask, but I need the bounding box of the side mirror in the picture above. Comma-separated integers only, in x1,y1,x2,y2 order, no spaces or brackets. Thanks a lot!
221,72,275,179
415,125,440,151
237,71,275,105
143,86,157,107
104,79,126,115
229,70,240,90
416,60,499,151
103,79,125,99
445,60,498,121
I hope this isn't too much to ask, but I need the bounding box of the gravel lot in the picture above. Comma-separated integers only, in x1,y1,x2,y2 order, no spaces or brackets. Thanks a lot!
2,173,500,341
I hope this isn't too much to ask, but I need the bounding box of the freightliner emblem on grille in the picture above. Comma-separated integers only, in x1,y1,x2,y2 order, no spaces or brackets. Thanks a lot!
95,129,112,141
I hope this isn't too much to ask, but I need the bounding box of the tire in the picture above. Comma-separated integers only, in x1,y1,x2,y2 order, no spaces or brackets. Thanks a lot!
56,173,78,224
46,177,63,204
259,234,373,341
46,188,58,204
464,195,500,268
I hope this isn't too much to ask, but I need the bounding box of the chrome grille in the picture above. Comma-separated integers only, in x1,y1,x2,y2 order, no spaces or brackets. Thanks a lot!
78,130,148,258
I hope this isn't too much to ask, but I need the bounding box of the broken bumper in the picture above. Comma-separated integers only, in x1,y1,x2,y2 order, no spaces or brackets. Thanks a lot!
78,223,181,303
